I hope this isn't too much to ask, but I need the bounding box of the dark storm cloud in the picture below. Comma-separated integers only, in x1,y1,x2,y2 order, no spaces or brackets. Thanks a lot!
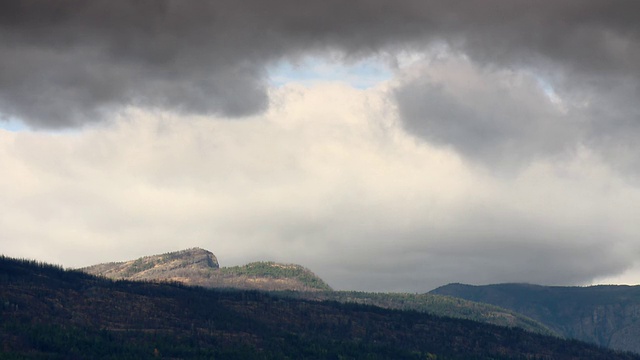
0,0,425,127
390,1,640,167
0,0,277,127
394,60,640,169
2,0,639,128
394,69,577,167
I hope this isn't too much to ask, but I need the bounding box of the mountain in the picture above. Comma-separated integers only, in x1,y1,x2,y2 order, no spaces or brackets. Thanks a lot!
3,255,639,360
281,290,555,336
431,283,640,353
80,248,552,335
81,247,332,292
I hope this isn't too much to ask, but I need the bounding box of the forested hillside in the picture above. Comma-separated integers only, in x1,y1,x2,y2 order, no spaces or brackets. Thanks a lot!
431,283,640,353
2,255,640,359
282,290,554,336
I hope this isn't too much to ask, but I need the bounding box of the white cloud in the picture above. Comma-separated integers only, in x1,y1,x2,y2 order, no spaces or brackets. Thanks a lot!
1,78,640,291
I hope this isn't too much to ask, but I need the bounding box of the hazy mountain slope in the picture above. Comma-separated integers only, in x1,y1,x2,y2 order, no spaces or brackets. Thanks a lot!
3,256,639,360
284,290,556,336
431,283,640,353
81,247,332,291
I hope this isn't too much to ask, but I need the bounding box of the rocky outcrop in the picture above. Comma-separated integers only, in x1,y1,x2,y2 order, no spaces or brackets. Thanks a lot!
82,247,219,281
80,248,331,292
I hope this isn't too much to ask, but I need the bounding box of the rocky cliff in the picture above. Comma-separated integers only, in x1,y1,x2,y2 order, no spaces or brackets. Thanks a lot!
81,248,331,292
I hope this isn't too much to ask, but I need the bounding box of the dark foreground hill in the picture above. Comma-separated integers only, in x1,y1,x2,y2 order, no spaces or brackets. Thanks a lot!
2,256,640,359
79,248,552,335
431,283,640,354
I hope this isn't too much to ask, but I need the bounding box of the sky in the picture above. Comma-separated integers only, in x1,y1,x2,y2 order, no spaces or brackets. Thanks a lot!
1,1,640,292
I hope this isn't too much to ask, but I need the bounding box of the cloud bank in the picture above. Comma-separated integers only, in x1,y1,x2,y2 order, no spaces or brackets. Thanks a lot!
2,83,640,291
2,1,639,128
1,1,640,291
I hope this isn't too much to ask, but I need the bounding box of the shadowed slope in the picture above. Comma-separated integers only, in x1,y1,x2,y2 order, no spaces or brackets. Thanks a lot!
431,283,640,353
3,255,640,360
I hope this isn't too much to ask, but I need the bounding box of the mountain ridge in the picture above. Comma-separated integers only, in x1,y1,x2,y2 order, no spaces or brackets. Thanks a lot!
79,248,553,335
431,282,640,354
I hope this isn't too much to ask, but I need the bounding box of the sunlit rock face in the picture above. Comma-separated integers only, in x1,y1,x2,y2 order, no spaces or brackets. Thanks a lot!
80,248,331,292
81,247,220,281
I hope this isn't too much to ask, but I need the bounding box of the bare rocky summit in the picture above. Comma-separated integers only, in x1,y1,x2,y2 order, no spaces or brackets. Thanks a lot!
81,248,332,292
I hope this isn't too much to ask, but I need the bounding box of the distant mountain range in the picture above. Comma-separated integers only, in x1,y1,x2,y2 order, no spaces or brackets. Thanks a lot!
431,282,640,354
3,254,638,360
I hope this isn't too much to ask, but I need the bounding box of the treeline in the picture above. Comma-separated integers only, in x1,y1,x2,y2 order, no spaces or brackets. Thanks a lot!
220,261,333,291
0,255,97,287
